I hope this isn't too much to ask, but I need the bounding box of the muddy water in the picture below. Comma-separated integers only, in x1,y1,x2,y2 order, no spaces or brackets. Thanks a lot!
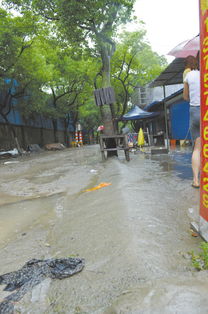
0,145,206,313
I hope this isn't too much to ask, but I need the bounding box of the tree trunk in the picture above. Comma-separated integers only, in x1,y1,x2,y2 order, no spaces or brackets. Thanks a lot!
20,125,26,149
64,118,69,147
52,119,58,142
100,45,117,157
0,113,22,153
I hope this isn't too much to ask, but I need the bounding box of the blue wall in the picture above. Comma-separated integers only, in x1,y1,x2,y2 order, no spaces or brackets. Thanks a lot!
0,78,74,132
169,101,191,140
0,106,74,132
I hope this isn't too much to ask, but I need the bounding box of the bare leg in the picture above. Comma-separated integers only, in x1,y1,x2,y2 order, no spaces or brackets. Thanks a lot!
192,137,200,187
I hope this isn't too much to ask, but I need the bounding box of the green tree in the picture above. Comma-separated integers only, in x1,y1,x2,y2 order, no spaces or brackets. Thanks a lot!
1,1,168,151
58,0,136,137
3,0,136,154
0,3,100,147
0,7,42,150
37,39,98,143
111,29,167,118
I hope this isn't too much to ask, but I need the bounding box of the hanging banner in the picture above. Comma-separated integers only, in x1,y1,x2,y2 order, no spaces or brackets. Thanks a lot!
199,0,208,240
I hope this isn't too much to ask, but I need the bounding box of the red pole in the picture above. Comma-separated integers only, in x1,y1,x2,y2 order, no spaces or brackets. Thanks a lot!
199,0,208,240
78,131,83,145
75,131,79,144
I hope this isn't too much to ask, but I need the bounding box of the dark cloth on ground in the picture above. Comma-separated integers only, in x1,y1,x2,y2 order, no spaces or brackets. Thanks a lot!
0,257,85,314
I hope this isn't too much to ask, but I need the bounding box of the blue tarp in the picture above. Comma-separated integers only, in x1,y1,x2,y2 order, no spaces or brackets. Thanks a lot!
122,106,159,121
169,101,191,140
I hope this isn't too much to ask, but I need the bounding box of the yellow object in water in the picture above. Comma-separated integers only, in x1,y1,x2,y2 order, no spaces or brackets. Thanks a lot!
84,182,111,192
138,128,145,146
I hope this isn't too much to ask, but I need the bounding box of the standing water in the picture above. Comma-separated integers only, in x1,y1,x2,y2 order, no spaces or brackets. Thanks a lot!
0,145,206,313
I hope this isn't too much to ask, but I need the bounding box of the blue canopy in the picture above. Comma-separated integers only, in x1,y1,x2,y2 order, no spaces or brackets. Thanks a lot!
122,106,159,121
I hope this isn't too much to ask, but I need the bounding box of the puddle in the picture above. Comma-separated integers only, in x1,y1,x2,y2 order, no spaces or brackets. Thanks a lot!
149,147,193,181
0,193,66,247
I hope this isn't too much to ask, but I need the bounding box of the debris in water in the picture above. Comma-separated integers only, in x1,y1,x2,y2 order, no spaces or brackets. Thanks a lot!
4,161,20,165
27,144,43,153
84,182,111,192
0,257,84,314
190,230,199,237
44,143,65,151
90,169,97,173
0,148,19,159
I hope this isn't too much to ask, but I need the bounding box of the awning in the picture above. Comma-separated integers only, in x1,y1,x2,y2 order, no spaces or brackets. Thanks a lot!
148,58,185,87
144,88,184,111
144,100,162,112
122,106,159,121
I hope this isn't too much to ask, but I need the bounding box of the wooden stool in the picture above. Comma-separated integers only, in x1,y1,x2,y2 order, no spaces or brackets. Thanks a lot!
99,134,130,161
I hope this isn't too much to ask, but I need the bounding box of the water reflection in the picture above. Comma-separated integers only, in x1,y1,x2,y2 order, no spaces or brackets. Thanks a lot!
148,147,192,181
170,149,192,180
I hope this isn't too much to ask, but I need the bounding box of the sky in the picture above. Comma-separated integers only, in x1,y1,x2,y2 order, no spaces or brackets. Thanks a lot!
133,0,199,62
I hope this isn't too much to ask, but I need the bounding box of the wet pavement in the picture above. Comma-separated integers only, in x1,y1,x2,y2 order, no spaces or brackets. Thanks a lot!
0,145,206,313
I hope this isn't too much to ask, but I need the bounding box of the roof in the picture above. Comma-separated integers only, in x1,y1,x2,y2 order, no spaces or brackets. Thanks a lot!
121,106,159,121
144,88,184,112
144,100,162,112
164,88,184,105
149,58,185,87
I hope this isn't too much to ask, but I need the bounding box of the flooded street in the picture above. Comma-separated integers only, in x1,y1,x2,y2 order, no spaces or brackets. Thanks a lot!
0,145,207,314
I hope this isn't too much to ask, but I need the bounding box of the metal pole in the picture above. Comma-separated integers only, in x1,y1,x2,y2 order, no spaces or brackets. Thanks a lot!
163,85,169,150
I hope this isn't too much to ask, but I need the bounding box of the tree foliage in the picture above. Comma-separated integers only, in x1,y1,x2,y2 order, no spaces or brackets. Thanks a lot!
3,0,137,140
111,28,167,117
0,1,167,146
0,6,43,140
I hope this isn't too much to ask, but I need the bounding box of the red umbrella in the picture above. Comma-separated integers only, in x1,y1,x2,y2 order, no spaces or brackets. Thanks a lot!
167,35,199,58
97,125,104,131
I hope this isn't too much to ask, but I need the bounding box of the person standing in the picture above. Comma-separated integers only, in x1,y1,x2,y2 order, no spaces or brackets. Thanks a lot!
183,55,197,82
183,55,200,188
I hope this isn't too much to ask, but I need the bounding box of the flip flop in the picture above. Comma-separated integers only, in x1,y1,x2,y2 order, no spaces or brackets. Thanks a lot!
191,183,200,189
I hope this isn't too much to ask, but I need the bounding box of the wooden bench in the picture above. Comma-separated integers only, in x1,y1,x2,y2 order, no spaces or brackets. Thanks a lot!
99,134,130,161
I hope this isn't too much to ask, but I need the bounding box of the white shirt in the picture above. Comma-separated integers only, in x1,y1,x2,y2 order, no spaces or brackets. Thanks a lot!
184,70,200,106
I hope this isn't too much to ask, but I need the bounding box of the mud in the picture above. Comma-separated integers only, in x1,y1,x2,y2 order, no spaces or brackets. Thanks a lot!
0,145,206,313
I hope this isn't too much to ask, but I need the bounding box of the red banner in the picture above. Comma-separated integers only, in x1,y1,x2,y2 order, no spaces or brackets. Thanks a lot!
200,1,208,221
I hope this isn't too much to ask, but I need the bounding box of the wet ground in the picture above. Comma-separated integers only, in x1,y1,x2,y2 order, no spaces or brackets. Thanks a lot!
0,145,206,314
